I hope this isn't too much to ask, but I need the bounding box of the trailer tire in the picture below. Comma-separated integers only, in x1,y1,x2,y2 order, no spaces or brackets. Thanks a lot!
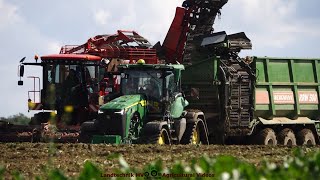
257,128,277,145
277,128,296,146
297,129,316,146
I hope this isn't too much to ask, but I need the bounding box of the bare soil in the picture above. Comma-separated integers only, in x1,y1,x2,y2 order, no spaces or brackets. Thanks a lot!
0,143,319,178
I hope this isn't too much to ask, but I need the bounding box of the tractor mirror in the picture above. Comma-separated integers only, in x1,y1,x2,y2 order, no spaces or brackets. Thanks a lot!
18,80,23,86
19,65,25,77
100,59,110,67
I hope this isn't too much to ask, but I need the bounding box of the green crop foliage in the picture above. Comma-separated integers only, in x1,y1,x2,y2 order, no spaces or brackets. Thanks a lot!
1,148,320,179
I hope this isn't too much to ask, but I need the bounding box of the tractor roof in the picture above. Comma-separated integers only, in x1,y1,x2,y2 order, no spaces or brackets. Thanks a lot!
41,54,102,61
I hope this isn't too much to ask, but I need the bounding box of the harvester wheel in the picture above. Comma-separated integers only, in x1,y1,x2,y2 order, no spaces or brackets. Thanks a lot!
157,128,171,145
297,129,316,146
277,128,296,146
257,128,277,145
181,119,209,145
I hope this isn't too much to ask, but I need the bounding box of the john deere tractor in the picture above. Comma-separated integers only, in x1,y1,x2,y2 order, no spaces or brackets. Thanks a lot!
80,60,209,144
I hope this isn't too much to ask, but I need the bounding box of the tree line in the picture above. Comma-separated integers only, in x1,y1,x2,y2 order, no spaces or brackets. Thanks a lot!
0,113,30,125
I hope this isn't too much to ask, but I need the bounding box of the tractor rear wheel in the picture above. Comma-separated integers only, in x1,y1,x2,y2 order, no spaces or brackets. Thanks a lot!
277,128,296,146
297,129,316,146
181,119,209,145
257,128,277,145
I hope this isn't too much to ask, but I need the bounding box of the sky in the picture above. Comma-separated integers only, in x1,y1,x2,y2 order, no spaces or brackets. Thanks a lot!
0,0,320,117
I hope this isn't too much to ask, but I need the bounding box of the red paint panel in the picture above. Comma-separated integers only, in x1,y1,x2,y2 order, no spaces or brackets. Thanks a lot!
273,91,294,104
162,7,186,63
256,91,270,104
298,91,318,104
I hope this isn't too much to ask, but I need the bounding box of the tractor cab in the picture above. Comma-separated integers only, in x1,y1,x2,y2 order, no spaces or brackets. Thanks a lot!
118,62,186,117
19,54,119,125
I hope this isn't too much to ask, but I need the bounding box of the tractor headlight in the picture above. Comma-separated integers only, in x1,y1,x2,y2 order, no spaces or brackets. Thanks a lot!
114,109,124,115
98,110,104,114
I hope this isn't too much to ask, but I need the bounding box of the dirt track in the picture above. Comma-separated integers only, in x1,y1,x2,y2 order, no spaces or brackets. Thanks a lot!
0,143,319,178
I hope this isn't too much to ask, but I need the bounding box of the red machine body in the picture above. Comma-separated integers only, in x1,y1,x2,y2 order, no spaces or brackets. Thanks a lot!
60,30,158,64
162,0,228,64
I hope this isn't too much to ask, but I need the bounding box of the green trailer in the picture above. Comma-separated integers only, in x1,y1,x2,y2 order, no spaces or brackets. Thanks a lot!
182,55,320,145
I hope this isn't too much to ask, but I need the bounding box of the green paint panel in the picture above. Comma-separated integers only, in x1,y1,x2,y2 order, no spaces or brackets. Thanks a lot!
293,61,315,82
100,95,143,110
182,57,220,114
255,105,269,110
275,105,295,110
254,57,320,120
256,61,266,82
182,57,217,82
92,135,121,144
268,59,291,82
300,105,318,110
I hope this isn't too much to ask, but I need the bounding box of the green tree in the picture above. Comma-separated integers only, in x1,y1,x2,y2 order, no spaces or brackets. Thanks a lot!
0,113,30,125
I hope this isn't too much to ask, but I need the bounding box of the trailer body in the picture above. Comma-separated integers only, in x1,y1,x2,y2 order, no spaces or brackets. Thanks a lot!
182,55,320,144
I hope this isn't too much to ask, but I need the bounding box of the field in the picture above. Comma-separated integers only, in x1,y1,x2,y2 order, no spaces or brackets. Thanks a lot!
1,143,319,178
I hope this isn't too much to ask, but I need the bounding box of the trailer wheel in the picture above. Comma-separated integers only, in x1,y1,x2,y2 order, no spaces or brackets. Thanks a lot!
277,128,296,146
257,128,277,145
157,128,171,145
297,129,316,146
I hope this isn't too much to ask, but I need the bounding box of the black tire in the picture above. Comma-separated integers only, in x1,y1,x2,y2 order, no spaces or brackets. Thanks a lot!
29,112,51,125
257,128,277,145
297,129,316,146
181,119,209,145
157,128,171,145
277,128,296,146
81,121,97,132
29,117,39,125
79,121,97,143
142,128,171,145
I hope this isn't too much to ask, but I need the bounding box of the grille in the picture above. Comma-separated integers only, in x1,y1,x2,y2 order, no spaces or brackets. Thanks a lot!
97,110,126,137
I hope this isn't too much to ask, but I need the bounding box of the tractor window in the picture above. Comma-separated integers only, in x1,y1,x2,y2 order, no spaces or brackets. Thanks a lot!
47,65,82,84
86,66,96,79
47,65,54,83
121,70,163,100
166,73,176,95
55,65,60,83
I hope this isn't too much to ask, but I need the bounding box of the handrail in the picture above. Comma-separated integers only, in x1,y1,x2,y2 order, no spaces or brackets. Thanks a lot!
27,76,41,103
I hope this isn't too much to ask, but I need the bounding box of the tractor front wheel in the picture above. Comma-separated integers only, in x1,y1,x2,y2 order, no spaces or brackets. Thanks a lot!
157,128,171,145
181,119,209,145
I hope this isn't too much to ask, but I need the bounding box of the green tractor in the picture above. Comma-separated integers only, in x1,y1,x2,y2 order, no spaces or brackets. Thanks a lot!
80,60,209,144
